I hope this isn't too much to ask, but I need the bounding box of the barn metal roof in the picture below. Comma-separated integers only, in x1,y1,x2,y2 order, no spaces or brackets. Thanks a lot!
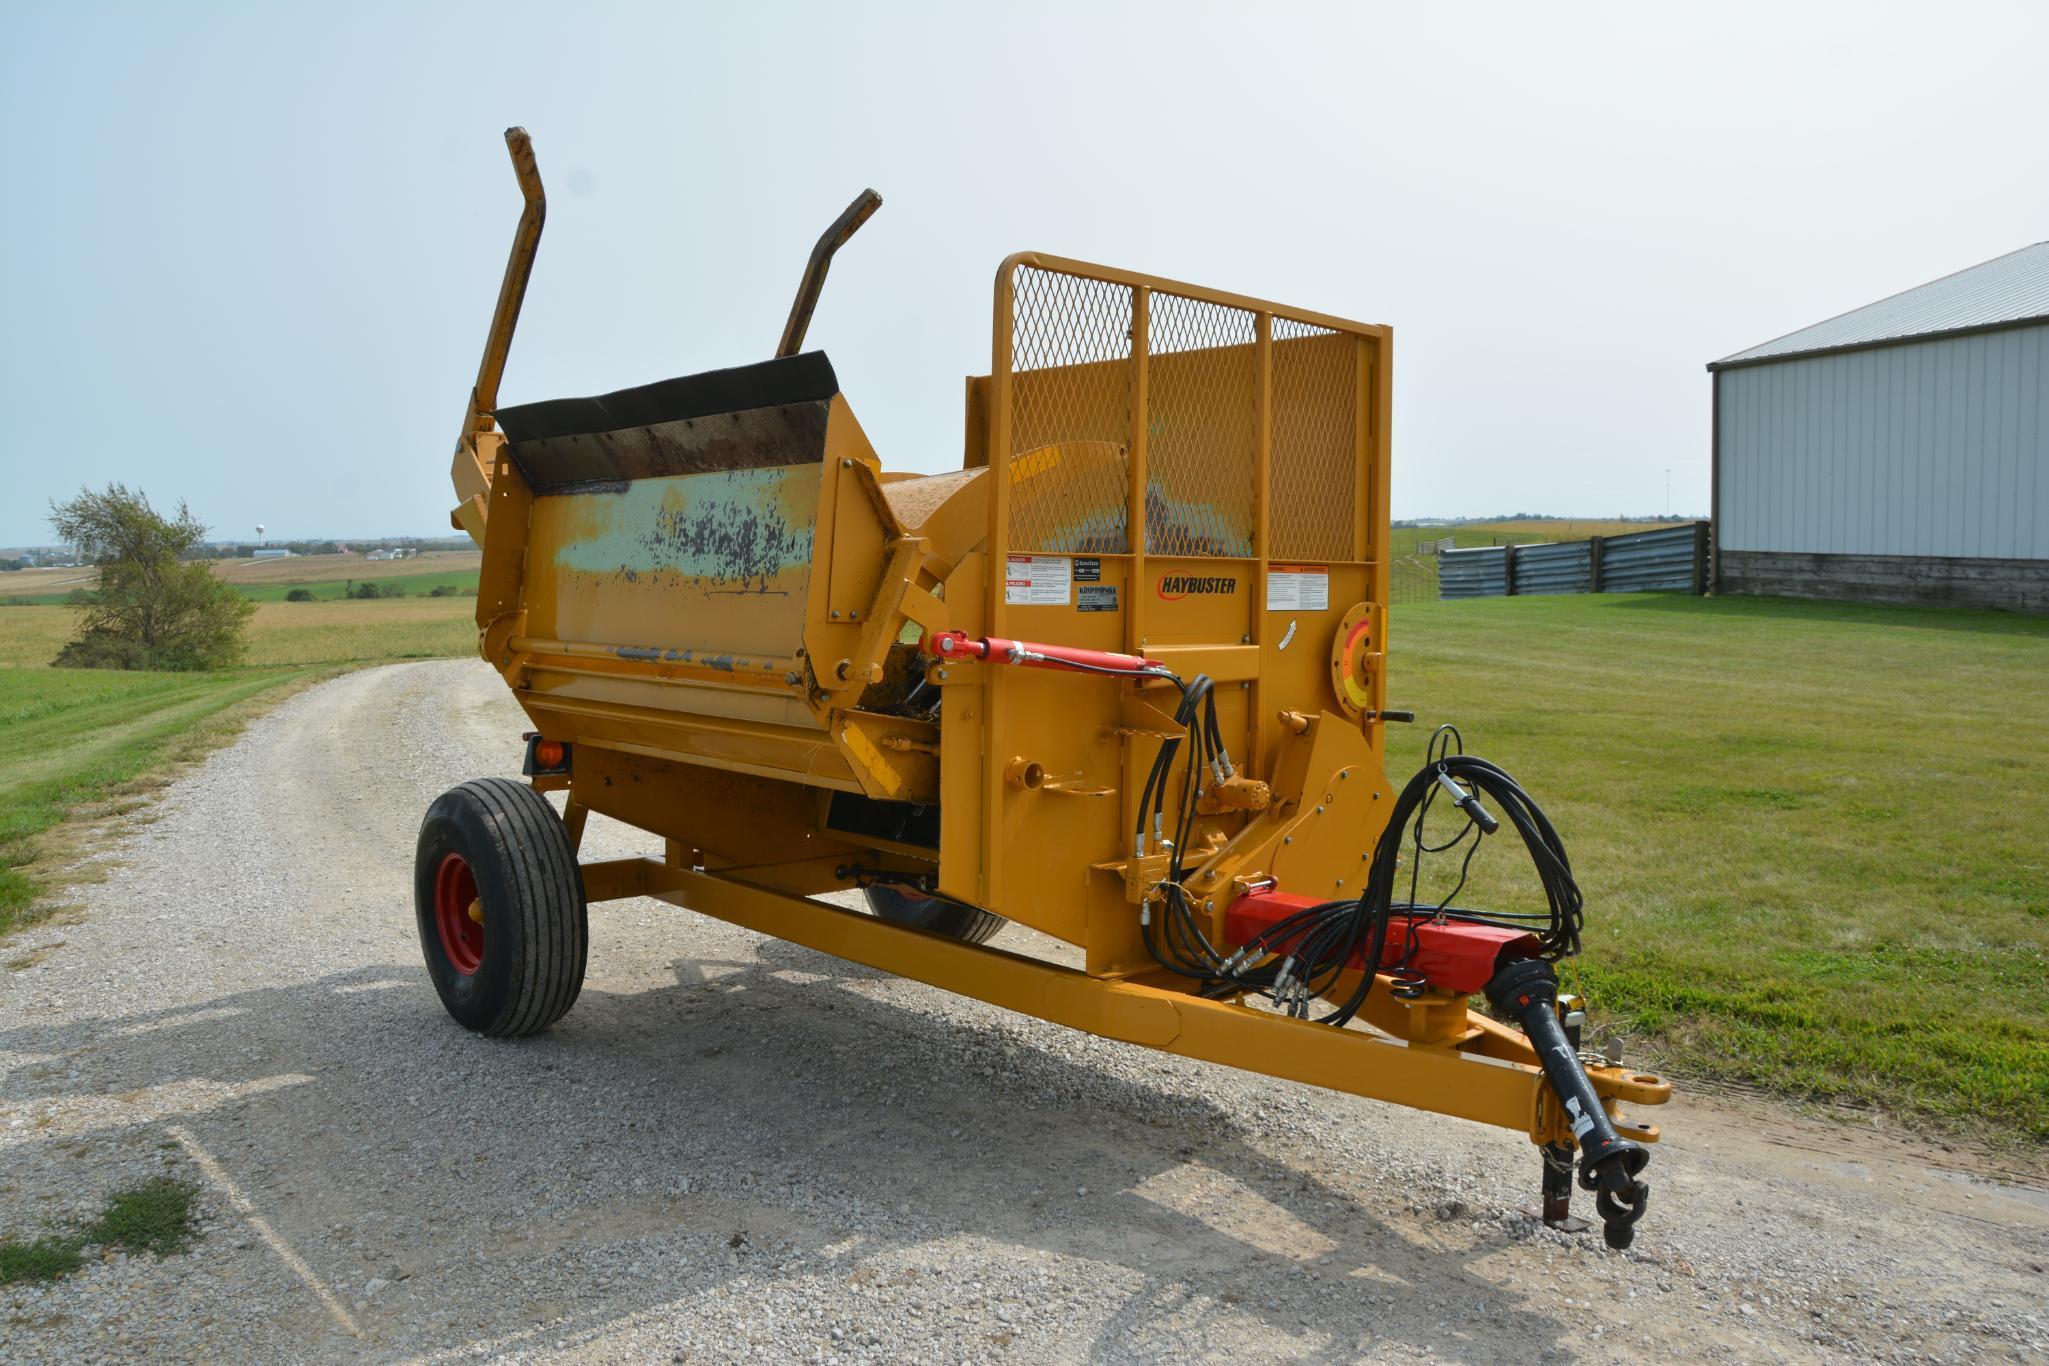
1710,240,2049,370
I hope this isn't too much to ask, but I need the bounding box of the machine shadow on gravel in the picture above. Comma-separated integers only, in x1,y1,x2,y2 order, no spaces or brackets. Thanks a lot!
0,953,1575,1359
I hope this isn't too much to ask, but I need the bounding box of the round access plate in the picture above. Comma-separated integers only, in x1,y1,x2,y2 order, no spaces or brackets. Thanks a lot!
1328,602,1376,720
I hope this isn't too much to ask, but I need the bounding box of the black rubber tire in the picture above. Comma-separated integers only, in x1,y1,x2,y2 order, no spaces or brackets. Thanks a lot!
863,885,1005,946
414,778,587,1037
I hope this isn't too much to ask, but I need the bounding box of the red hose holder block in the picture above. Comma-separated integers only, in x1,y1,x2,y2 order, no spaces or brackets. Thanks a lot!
1223,889,1540,996
921,629,1163,676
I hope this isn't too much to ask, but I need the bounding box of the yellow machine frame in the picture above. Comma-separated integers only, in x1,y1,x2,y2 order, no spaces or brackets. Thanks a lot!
447,129,1669,1163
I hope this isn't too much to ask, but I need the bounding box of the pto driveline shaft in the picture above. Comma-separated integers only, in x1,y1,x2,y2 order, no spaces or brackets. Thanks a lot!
1486,957,1651,1248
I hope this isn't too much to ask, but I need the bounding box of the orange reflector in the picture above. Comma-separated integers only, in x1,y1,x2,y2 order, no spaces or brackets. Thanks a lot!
533,739,566,769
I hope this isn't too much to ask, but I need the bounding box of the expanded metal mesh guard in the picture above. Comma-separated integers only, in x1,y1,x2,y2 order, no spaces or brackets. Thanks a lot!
1269,318,1358,563
1007,268,1134,554
1145,293,1257,556
999,260,1371,563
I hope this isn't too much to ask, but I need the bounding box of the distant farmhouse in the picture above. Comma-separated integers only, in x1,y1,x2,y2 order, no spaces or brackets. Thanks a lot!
1709,242,2048,612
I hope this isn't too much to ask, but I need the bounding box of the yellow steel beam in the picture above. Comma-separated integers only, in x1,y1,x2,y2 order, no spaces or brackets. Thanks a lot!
450,128,547,543
583,855,1584,1140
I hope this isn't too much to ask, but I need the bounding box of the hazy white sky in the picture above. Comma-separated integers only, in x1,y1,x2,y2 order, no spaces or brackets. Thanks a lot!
3,1,2045,546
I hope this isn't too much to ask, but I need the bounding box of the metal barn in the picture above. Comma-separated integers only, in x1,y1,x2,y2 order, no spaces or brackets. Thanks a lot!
1709,242,2049,612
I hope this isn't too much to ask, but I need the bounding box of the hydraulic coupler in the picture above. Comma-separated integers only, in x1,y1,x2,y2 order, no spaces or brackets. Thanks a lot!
1486,957,1651,1249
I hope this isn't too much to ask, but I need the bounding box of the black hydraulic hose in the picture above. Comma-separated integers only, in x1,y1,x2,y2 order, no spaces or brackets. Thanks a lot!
1486,957,1651,1249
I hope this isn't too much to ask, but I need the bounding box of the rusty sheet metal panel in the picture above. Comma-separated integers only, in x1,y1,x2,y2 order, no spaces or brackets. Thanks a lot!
500,353,839,665
526,463,819,660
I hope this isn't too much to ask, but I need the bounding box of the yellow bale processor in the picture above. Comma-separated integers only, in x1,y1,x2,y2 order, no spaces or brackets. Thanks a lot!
418,129,1670,1247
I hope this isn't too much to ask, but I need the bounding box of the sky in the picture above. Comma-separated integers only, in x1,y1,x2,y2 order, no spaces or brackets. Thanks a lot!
2,1,2046,547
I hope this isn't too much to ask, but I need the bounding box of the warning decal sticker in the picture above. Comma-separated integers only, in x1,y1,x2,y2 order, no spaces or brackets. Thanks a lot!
1266,564,1329,611
1005,555,1072,606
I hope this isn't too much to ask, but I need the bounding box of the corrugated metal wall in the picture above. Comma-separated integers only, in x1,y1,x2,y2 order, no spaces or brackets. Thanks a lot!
1601,524,1706,591
1439,546,1506,598
1717,323,2049,559
1439,524,1706,599
1511,541,1591,595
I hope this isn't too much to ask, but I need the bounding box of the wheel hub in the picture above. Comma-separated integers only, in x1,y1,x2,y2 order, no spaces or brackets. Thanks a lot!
434,852,484,975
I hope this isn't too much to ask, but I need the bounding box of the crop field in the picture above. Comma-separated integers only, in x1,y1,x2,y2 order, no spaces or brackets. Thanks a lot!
1389,593,2049,1140
0,551,482,605
210,548,480,586
0,596,476,932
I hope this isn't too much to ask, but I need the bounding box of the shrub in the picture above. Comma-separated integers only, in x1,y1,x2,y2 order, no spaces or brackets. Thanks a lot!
48,485,253,671
285,588,315,603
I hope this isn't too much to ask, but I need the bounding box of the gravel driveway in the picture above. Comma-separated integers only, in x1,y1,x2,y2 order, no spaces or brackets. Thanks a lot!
2,660,2044,1362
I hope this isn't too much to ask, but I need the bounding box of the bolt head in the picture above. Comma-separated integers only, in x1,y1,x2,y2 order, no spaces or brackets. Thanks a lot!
831,609,841,619
935,668,949,681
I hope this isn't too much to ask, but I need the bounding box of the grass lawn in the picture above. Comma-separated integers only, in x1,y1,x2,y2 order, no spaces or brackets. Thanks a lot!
1387,593,2049,1141
0,597,476,934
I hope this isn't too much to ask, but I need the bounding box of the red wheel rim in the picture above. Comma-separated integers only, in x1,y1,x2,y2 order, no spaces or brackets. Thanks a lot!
433,852,484,976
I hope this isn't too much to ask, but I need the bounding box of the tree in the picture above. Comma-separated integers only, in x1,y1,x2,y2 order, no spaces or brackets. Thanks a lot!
48,485,254,671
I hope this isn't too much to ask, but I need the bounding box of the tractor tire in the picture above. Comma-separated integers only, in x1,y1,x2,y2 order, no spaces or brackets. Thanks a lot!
414,778,587,1037
863,884,1005,946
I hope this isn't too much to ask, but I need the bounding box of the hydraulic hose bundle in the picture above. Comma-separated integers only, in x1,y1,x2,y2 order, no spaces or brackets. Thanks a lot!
1146,724,1583,1022
918,633,1653,1248
1136,717,1651,1248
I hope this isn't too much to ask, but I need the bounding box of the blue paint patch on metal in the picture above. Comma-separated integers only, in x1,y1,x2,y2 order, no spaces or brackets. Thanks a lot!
556,467,817,592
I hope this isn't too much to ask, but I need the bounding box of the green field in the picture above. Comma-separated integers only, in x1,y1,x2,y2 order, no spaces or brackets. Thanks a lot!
0,597,476,934
0,567,480,606
1388,593,2049,1140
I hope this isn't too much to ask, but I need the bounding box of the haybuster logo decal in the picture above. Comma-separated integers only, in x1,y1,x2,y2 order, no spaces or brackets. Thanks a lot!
1156,573,1239,601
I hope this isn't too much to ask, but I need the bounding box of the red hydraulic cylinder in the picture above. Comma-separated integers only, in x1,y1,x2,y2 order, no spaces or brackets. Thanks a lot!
921,629,1166,677
1224,889,1540,996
